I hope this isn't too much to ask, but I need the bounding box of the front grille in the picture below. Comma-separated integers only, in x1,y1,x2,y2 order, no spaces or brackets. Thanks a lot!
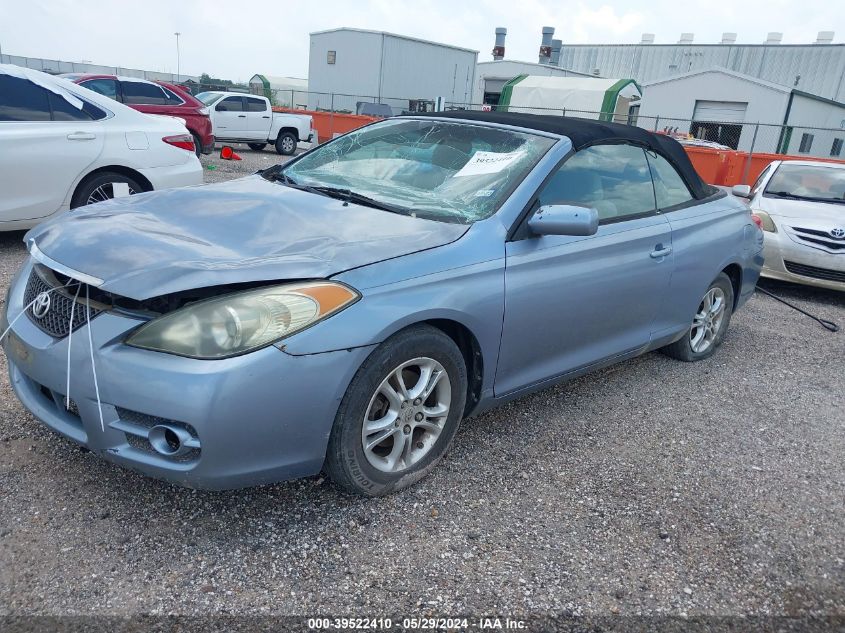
784,260,845,283
23,268,102,339
791,227,845,251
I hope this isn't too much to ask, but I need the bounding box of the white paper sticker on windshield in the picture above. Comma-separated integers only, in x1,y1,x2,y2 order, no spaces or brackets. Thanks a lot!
453,150,525,178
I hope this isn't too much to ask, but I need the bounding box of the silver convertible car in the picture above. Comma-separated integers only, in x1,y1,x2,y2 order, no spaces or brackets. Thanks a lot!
2,112,763,495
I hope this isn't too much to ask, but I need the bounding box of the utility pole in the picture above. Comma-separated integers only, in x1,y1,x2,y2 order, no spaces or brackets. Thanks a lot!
174,32,181,82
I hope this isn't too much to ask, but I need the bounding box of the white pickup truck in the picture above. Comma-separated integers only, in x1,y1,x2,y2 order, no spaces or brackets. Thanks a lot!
196,91,315,155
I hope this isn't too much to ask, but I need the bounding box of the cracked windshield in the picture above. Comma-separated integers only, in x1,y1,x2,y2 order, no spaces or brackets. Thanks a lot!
280,119,555,223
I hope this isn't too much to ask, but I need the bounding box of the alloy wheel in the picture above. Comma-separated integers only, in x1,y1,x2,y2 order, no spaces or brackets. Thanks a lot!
361,357,452,473
86,182,137,205
690,287,726,353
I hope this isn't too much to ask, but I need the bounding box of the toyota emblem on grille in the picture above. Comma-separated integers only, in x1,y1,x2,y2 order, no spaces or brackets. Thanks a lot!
831,227,845,239
31,291,51,319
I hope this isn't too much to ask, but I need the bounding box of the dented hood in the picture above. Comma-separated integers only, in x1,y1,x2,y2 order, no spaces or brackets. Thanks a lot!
25,175,468,300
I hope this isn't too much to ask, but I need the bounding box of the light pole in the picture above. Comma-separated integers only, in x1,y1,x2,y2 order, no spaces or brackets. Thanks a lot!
174,32,181,82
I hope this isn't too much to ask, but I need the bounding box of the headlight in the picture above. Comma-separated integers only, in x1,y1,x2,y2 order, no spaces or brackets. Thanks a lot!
198,106,210,116
751,210,777,232
126,282,359,359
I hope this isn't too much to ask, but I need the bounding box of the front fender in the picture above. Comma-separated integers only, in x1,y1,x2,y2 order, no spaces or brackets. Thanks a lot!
280,255,505,395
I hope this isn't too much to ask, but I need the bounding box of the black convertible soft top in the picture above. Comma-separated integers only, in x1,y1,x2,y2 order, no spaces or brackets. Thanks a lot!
418,110,713,200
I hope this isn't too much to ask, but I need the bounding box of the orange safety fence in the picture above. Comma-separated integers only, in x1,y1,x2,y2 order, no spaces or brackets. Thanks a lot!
683,147,845,187
273,107,381,143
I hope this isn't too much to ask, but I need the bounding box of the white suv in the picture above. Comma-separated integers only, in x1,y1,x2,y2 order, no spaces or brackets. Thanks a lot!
0,65,203,231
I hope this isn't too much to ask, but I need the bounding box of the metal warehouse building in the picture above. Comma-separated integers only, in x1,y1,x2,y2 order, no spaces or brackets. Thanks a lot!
639,68,845,158
555,32,845,102
308,28,478,115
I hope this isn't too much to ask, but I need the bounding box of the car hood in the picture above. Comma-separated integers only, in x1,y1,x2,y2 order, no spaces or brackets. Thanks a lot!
761,196,845,223
25,175,468,300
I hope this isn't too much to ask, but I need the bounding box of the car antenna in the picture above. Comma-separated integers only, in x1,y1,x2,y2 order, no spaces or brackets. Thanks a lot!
755,286,839,332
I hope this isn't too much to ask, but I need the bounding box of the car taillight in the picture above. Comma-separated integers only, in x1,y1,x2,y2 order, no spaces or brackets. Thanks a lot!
162,134,195,152
751,214,763,229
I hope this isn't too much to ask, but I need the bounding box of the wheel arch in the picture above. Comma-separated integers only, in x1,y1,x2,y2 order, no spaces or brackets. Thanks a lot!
277,126,300,142
419,318,484,418
721,262,743,309
72,165,154,204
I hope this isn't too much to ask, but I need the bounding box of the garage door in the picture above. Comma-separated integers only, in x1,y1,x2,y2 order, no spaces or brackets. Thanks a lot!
693,100,748,123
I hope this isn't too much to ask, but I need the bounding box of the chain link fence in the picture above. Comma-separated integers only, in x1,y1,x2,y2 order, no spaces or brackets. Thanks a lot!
183,83,845,167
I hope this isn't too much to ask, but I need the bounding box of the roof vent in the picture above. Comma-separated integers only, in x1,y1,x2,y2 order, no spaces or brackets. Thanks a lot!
815,31,834,44
766,32,783,44
538,26,554,64
678,33,694,44
493,27,506,60
721,32,737,44
550,38,562,65
641,33,655,44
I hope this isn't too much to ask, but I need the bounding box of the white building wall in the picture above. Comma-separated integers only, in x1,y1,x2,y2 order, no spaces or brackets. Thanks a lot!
784,94,845,158
639,70,791,151
308,29,477,114
556,44,845,102
308,30,384,112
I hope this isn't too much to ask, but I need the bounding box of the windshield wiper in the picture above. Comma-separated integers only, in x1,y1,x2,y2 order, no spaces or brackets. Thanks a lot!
767,190,845,204
309,186,411,215
766,191,803,199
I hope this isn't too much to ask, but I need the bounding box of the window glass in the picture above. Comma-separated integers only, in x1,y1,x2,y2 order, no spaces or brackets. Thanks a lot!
245,97,267,112
0,75,51,121
798,133,814,153
832,138,843,157
195,91,222,106
49,93,94,121
764,163,845,203
122,81,168,105
750,163,774,196
161,86,184,105
646,151,693,208
538,144,656,222
80,78,118,100
216,96,243,112
282,119,554,224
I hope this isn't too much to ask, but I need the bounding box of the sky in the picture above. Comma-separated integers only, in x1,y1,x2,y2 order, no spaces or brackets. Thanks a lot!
1,0,843,82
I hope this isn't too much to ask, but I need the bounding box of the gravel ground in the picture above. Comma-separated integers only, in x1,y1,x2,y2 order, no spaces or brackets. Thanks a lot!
199,143,308,184
0,166,843,623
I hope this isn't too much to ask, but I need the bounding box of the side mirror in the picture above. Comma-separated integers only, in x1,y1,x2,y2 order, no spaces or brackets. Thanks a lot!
528,204,599,237
732,184,752,198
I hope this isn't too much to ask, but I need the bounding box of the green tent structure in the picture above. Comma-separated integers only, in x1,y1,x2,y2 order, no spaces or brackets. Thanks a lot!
499,75,641,122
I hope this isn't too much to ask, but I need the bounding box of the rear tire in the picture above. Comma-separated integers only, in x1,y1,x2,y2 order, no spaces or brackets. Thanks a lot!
324,325,467,496
274,132,297,155
70,172,144,209
192,133,202,158
661,273,734,362
248,143,267,151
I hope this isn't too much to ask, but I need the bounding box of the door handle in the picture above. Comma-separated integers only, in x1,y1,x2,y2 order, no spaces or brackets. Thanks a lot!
67,132,96,141
650,245,673,259
262,115,270,118
237,115,246,118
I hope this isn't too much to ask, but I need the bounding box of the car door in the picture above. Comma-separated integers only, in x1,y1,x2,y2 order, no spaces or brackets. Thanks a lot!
212,96,246,139
243,96,271,140
0,74,105,223
494,143,674,396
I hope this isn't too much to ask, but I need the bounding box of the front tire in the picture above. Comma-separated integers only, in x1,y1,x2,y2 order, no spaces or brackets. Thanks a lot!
662,273,734,362
70,172,144,209
324,325,467,496
275,132,297,155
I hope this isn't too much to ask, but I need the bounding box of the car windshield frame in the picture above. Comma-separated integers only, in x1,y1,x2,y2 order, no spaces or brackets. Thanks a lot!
277,118,558,224
763,163,845,206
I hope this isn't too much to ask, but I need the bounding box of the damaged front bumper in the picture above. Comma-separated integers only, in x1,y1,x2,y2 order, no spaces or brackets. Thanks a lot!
2,259,374,490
